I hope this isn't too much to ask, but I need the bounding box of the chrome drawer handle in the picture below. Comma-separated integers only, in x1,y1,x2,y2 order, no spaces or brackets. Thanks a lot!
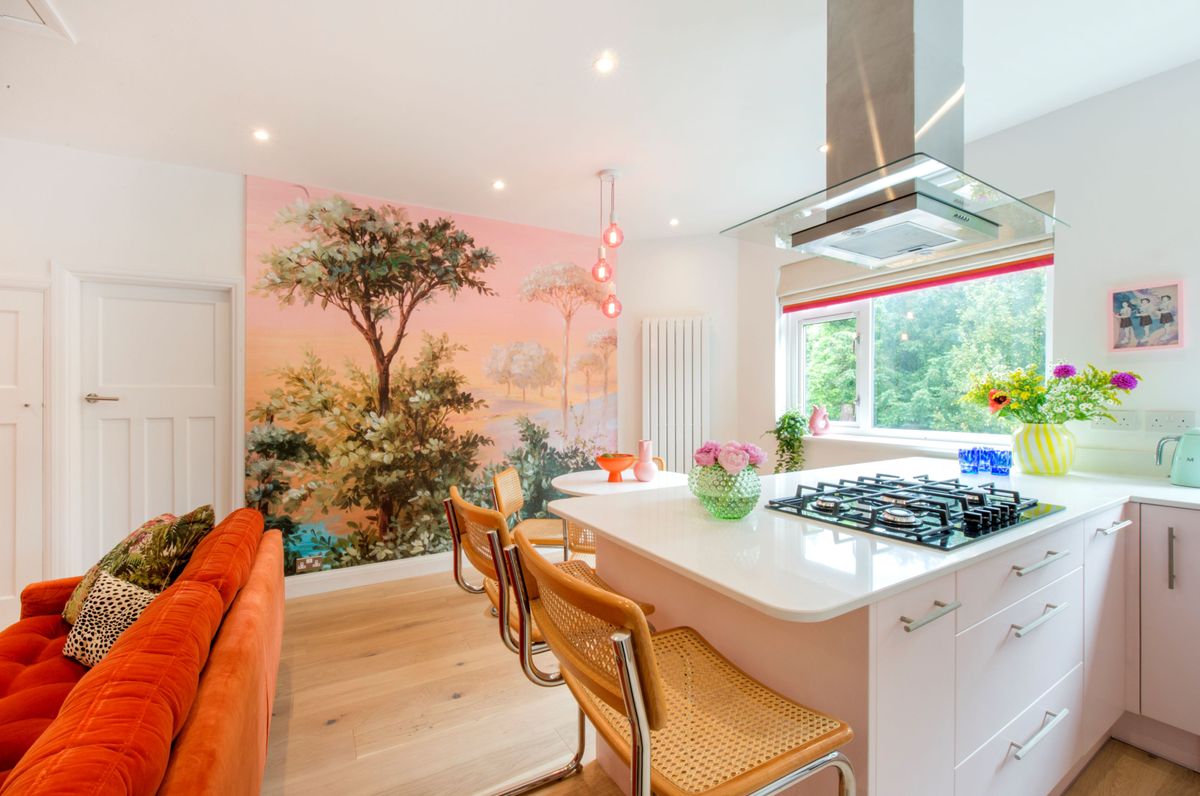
1011,708,1070,760
1011,602,1067,638
1097,519,1133,536
1012,549,1069,577
900,599,961,633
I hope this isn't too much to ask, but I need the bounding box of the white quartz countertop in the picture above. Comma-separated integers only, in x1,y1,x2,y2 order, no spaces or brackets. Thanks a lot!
548,457,1200,623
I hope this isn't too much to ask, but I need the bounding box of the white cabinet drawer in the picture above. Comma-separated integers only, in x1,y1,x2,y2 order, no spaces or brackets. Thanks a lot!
956,568,1083,762
955,664,1084,796
873,573,957,796
957,520,1084,631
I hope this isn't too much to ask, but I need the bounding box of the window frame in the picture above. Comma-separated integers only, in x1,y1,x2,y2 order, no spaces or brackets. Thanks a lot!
783,267,1053,443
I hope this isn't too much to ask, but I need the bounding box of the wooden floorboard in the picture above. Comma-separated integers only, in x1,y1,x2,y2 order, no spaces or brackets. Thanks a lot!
264,574,1199,795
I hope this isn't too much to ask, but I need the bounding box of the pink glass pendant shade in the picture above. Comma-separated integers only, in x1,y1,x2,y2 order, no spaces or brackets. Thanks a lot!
602,293,622,319
603,220,624,248
591,246,613,283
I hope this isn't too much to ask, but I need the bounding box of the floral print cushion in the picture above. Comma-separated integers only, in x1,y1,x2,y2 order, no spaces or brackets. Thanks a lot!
62,505,216,625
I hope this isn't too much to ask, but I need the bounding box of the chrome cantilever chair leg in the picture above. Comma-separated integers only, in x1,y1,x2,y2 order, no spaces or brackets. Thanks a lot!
444,498,484,595
501,543,561,686
745,749,856,796
479,543,583,795
486,531,549,657
612,631,653,796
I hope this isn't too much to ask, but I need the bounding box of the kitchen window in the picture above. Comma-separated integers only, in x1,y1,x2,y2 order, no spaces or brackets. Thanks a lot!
784,265,1050,437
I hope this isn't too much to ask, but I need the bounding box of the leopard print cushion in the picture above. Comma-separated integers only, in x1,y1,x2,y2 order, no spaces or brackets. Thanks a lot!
63,571,157,668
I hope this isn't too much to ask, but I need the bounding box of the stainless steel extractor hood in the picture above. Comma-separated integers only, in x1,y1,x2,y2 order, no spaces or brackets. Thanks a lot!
723,0,1063,268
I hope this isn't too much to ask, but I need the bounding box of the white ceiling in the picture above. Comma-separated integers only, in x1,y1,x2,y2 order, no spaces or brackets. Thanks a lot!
2,1,1199,239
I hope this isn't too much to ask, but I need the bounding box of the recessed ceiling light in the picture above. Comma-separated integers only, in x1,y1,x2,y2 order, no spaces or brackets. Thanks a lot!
818,143,830,153
253,128,271,142
593,51,617,74
492,179,506,191
669,218,680,227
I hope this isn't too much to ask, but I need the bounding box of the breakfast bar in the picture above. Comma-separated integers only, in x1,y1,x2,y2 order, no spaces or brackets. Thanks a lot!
549,456,1200,795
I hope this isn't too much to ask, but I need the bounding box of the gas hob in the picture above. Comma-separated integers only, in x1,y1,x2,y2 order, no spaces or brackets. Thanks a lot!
766,474,1065,550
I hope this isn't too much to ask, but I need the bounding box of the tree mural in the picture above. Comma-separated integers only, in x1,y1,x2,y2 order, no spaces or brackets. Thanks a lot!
483,344,515,397
510,341,558,401
520,263,606,433
573,351,603,403
255,197,496,545
588,327,617,397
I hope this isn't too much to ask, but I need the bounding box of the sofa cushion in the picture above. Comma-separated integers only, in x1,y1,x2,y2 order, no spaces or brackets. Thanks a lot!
63,506,213,625
175,508,264,611
0,616,87,786
0,581,224,795
61,513,173,625
62,574,157,668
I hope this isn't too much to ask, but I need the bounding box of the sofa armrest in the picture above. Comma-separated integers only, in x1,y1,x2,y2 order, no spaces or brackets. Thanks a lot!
20,576,84,619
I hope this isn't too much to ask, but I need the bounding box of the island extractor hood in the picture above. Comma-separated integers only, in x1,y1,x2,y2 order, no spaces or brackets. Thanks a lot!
723,0,1063,268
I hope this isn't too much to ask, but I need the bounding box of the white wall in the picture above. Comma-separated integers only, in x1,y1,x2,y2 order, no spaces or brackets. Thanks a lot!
614,234,740,457
736,60,1200,476
0,138,244,280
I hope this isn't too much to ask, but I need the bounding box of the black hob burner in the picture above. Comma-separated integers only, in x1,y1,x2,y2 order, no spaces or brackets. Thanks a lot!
766,473,1066,550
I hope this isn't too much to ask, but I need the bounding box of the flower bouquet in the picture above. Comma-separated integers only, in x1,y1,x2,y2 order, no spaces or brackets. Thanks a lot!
964,364,1141,475
688,440,765,519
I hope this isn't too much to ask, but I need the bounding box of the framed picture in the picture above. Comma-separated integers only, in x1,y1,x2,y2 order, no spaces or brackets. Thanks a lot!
1110,281,1182,350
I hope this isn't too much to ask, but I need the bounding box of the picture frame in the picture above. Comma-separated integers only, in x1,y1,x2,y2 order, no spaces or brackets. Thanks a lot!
1109,281,1182,351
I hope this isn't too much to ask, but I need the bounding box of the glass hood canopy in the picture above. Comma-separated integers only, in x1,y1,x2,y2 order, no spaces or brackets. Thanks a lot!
721,154,1065,270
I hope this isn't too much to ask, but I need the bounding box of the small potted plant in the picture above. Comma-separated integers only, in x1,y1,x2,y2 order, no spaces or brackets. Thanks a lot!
688,440,766,519
964,364,1141,475
767,409,807,473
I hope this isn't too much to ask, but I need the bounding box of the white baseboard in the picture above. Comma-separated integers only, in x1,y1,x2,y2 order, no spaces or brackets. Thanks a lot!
283,551,452,600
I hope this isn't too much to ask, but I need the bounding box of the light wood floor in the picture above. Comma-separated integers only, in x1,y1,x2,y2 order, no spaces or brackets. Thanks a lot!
264,573,1200,796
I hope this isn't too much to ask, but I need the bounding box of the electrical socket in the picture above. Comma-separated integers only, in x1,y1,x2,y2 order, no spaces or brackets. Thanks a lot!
1146,410,1197,433
1092,410,1140,431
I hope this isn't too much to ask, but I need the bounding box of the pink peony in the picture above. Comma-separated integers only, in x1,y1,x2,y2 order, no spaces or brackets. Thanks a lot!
717,443,750,474
693,440,722,467
740,442,766,466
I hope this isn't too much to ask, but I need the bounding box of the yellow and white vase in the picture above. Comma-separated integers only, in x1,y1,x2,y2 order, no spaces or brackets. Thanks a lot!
1012,423,1076,475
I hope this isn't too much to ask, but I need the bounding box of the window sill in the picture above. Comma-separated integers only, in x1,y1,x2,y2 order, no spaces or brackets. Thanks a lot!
804,430,1011,457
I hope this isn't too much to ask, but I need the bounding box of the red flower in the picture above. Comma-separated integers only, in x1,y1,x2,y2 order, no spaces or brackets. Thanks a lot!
988,389,1010,414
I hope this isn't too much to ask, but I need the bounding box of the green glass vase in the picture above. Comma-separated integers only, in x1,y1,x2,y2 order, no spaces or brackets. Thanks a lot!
688,465,761,520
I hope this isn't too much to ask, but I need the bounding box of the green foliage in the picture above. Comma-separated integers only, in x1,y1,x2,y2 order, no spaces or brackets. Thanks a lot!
464,416,599,520
245,422,326,574
873,270,1047,432
804,318,858,420
247,333,491,567
768,409,807,473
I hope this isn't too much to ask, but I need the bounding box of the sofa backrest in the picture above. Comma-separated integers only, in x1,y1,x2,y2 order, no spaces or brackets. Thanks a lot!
0,581,225,794
176,508,265,610
156,530,284,796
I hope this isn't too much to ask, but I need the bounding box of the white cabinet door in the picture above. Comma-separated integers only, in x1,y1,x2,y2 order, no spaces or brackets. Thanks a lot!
79,281,232,566
1082,505,1131,744
0,289,44,625
1141,504,1200,736
873,573,957,796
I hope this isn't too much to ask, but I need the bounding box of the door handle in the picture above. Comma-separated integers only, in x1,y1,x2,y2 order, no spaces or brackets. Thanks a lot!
1168,526,1176,590
83,393,120,404
900,599,961,633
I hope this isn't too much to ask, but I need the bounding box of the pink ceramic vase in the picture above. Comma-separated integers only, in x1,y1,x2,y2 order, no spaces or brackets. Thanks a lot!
808,406,831,436
633,439,657,482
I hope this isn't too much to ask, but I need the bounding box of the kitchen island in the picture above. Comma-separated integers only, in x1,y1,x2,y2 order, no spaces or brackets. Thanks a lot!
548,457,1200,795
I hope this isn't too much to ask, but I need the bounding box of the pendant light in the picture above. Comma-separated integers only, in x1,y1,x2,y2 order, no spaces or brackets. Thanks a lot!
599,169,624,248
591,176,614,282
602,293,622,319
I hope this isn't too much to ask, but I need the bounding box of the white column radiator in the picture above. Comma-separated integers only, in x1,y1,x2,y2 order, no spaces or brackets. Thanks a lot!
641,316,711,472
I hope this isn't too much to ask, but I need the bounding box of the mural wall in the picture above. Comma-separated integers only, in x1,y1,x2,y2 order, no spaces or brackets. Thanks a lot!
244,177,617,575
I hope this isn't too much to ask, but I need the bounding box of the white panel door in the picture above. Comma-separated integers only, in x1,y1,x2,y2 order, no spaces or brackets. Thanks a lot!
79,282,231,564
0,289,44,625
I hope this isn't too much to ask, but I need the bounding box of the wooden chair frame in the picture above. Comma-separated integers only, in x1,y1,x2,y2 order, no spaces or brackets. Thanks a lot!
503,541,858,796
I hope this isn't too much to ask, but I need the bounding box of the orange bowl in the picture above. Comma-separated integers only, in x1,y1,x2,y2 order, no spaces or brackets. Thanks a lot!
596,453,635,482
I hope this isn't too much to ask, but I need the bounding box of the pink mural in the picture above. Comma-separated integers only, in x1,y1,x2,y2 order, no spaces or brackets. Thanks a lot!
244,176,616,575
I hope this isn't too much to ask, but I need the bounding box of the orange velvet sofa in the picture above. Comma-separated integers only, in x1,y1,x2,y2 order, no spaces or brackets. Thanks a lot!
0,509,284,795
